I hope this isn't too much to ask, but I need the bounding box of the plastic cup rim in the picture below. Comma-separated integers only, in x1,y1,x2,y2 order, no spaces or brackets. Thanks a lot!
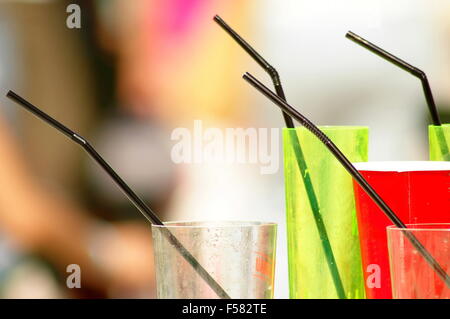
151,220,277,229
429,123,450,127
283,125,368,131
353,161,450,172
387,223,450,232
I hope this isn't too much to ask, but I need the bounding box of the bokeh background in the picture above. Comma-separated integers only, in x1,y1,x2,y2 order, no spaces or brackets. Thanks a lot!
0,0,449,298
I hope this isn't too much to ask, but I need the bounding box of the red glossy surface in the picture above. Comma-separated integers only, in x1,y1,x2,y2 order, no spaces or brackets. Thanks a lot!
353,168,450,299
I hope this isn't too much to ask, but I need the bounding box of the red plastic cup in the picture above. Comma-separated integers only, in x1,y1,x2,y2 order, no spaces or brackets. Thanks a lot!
352,161,450,299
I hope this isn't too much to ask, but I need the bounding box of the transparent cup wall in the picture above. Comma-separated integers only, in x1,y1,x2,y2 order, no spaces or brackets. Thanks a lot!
387,224,450,299
283,126,368,299
152,221,277,299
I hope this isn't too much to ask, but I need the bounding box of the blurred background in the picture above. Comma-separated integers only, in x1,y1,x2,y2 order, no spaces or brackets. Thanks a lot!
0,0,449,298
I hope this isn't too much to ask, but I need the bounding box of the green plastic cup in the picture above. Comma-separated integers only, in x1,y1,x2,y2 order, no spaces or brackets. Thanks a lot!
429,124,450,161
283,126,368,299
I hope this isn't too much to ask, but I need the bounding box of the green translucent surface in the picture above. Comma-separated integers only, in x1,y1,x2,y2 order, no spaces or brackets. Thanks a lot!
429,124,450,161
283,126,368,299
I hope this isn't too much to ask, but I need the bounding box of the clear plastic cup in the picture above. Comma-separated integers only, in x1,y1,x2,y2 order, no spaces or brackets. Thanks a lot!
387,223,450,299
152,221,277,299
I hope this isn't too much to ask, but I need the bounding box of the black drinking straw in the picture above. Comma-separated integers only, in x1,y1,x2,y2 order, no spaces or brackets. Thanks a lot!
213,15,293,126
6,90,231,299
214,15,346,298
346,31,449,158
242,72,450,288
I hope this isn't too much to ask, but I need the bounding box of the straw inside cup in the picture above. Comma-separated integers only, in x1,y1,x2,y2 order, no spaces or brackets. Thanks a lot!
214,15,346,298
152,220,277,298
6,90,231,299
345,31,450,158
242,72,450,288
387,223,450,298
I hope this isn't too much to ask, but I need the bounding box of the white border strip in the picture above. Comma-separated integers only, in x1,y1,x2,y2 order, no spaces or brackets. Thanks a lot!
353,161,450,172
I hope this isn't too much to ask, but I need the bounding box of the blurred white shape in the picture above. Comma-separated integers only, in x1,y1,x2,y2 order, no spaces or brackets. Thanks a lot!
2,260,64,299
88,117,175,204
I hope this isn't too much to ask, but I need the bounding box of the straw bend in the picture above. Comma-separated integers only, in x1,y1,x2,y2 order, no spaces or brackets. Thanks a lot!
242,72,450,288
346,31,449,159
213,15,285,104
213,15,272,71
214,16,347,297
345,30,442,126
5,90,231,299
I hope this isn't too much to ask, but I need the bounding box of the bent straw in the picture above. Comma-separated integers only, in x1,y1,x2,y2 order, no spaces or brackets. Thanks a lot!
243,72,450,288
214,15,346,297
6,90,230,299
346,31,449,159
213,15,294,126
